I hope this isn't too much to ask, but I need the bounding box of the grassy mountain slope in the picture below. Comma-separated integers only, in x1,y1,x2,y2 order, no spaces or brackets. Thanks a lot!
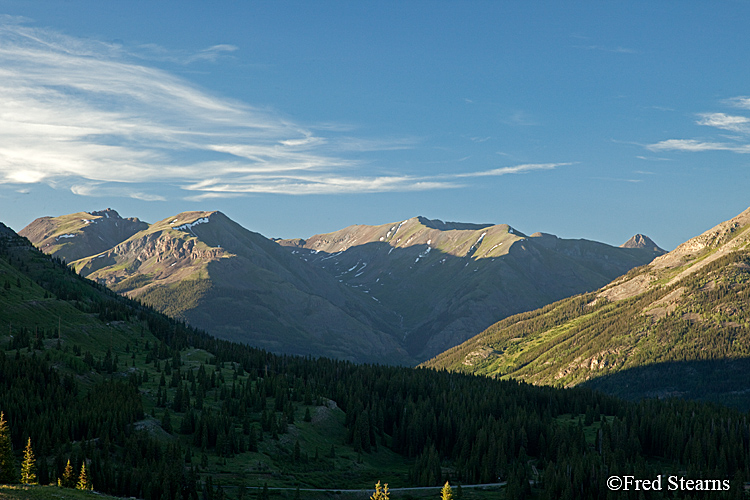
423,207,750,408
65,211,409,364
278,216,664,360
18,209,147,263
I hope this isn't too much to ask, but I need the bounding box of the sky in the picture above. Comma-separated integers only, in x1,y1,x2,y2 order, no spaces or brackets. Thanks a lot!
1,1,749,250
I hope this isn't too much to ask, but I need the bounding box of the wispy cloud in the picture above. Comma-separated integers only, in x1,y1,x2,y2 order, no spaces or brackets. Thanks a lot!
186,44,238,64
725,96,750,110
453,163,570,178
71,183,167,201
182,174,460,197
180,163,571,197
636,156,673,162
646,97,750,155
503,111,538,127
0,19,563,199
647,139,750,153
129,42,239,65
593,177,642,183
574,44,636,54
696,113,750,134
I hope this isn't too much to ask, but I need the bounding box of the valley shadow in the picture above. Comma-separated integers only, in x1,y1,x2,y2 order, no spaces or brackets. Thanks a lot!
583,358,750,411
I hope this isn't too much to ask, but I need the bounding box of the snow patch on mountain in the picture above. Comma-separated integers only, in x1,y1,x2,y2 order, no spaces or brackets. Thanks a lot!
174,217,209,233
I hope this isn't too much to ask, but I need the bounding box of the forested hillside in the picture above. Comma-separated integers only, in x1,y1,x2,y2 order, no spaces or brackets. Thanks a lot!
424,207,750,409
2,223,750,499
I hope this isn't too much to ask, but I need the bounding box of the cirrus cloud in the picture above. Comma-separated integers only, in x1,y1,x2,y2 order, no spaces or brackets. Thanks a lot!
0,18,565,199
646,98,750,154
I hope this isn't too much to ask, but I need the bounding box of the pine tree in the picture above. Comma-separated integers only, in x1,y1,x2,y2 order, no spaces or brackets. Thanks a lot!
370,481,389,500
76,462,92,491
258,482,269,500
0,412,17,484
20,438,36,485
61,459,75,488
440,481,453,500
162,410,173,434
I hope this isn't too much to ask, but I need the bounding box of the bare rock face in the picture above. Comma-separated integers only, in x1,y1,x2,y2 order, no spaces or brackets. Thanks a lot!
621,234,664,252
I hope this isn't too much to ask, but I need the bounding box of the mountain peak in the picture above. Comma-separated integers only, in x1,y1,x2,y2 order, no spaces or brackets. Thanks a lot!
89,208,122,219
0,221,16,238
415,216,493,231
19,209,148,263
620,234,664,252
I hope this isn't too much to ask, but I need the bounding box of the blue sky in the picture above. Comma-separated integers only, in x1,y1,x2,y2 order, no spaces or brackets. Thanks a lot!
1,1,749,249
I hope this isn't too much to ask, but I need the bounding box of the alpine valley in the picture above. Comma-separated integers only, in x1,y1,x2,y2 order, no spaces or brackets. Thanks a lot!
3,217,750,500
20,209,664,364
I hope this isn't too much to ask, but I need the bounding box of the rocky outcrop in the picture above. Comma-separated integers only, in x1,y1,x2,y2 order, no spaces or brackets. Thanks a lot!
621,234,664,252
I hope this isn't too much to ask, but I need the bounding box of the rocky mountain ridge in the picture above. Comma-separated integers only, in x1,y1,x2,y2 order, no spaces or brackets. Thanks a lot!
276,215,665,360
19,208,148,263
22,210,664,364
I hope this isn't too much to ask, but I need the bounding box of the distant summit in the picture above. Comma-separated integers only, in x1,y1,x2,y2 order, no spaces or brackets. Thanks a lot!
415,216,493,231
620,234,664,252
89,208,122,219
19,209,148,263
277,215,662,360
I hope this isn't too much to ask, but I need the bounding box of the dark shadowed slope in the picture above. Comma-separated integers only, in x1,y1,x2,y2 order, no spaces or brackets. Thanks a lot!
277,216,664,360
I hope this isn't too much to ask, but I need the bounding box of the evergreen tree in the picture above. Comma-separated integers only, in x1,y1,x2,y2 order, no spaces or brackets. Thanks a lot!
20,438,36,485
76,462,92,491
370,481,389,500
440,481,453,500
0,412,16,483
61,459,75,488
258,482,269,500
161,410,173,434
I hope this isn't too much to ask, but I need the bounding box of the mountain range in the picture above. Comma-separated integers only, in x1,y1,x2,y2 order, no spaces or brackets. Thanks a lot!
5,218,748,498
423,206,750,408
276,216,664,360
20,209,664,364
